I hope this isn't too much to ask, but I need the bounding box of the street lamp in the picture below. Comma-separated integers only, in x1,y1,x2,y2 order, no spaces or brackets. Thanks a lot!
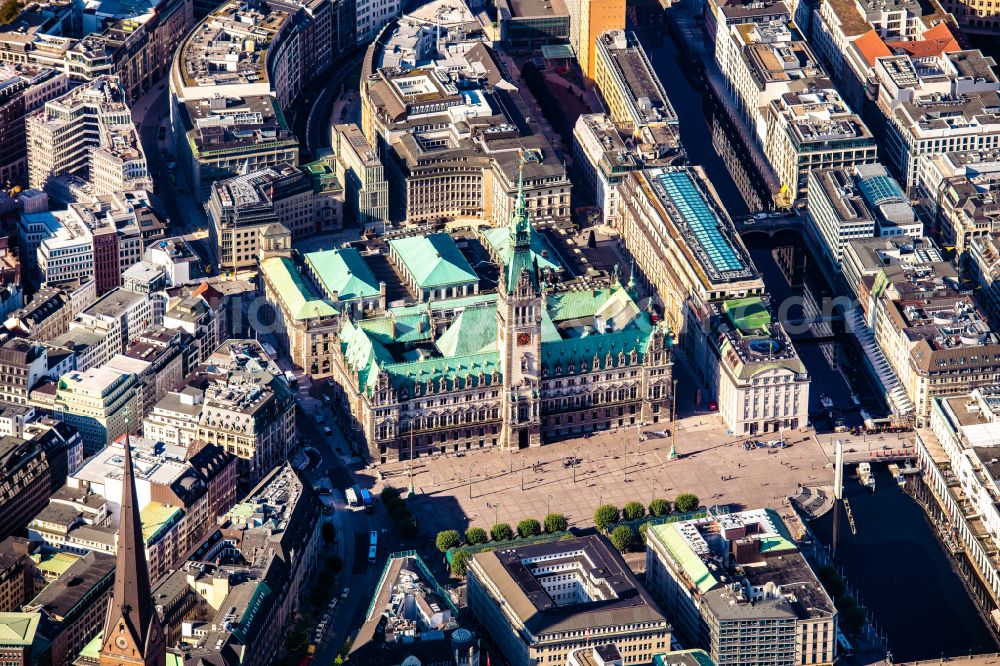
546,494,553,516
573,446,578,483
669,379,679,460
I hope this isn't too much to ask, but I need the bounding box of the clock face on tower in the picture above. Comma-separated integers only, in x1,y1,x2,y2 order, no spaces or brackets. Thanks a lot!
115,636,129,650
517,333,531,346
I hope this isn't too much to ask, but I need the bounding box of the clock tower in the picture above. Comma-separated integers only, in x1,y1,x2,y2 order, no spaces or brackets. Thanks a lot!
99,437,166,666
497,166,542,449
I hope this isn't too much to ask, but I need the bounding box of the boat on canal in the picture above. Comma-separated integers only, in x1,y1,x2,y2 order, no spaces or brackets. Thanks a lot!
857,462,876,492
888,463,905,487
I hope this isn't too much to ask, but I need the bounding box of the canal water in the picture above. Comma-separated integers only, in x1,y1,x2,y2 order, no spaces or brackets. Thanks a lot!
640,13,1000,659
813,466,999,661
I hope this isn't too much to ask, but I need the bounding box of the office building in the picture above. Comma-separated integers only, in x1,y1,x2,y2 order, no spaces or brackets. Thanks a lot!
645,509,837,666
918,149,1000,259
0,339,48,406
0,64,68,184
348,552,481,665
188,339,296,481
918,386,1000,616
577,1,625,85
841,234,943,300
0,430,70,541
21,551,115,666
807,164,922,269
157,464,321,666
807,168,877,269
811,0,950,102
25,76,150,195
355,0,400,43
466,534,671,666
332,123,389,230
171,95,300,201
572,111,682,227
970,232,1000,325
764,86,876,204
361,4,570,224
871,49,1000,192
594,31,678,142
169,0,341,198
496,0,571,47
207,162,343,273
619,167,808,433
864,261,1000,423
53,367,141,455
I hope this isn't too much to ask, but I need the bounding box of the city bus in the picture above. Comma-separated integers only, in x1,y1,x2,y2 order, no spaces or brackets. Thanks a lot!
368,530,378,564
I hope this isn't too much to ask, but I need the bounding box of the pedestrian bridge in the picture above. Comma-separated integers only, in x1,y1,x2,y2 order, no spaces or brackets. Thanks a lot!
735,214,804,236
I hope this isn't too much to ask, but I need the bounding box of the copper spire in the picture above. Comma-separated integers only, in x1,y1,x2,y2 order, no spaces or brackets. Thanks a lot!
103,435,156,647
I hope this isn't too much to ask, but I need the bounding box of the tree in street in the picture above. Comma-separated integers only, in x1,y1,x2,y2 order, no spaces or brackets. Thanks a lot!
610,525,634,552
544,513,568,533
594,504,620,532
450,550,471,576
674,493,700,514
465,526,488,544
623,501,645,521
648,498,671,517
517,518,542,538
436,530,461,552
491,522,514,541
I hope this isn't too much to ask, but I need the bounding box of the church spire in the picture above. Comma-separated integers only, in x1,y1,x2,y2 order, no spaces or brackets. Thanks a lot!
505,163,537,294
100,435,164,666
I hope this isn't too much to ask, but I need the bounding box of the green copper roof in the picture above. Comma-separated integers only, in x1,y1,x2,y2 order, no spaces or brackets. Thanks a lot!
141,501,182,545
759,508,796,553
359,314,433,345
436,305,498,357
260,257,337,321
32,549,80,577
385,351,500,394
340,317,395,393
78,632,101,659
653,650,718,666
0,613,40,646
725,297,771,334
389,234,478,290
505,167,540,294
546,288,615,322
305,248,381,301
541,315,655,374
649,523,718,594
482,226,562,276
540,307,561,343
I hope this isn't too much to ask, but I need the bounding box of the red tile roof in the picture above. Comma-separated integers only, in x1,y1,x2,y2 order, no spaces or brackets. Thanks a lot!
854,29,892,67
